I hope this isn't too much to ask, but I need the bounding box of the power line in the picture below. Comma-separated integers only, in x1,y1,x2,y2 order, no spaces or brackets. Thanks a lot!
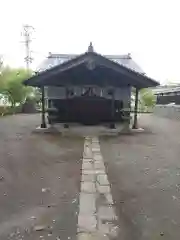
22,25,34,70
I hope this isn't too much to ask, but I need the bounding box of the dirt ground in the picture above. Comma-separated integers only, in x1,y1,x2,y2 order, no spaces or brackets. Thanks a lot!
2,113,180,240
0,114,83,240
100,114,180,240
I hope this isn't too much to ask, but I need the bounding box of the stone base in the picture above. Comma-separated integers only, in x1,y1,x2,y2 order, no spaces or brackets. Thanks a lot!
33,125,60,134
32,123,134,136
130,127,145,133
32,124,145,135
54,123,127,137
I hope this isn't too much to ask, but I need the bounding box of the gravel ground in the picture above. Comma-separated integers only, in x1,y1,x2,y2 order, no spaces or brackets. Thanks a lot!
0,114,83,240
2,113,180,240
100,114,180,240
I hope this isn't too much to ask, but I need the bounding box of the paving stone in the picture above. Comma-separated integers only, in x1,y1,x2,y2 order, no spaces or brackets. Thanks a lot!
97,192,113,206
92,144,100,149
83,154,93,159
94,161,105,170
78,215,97,232
83,151,93,157
81,182,96,193
98,220,118,237
93,154,103,161
97,174,109,185
92,146,100,150
96,183,110,193
77,233,95,240
82,174,95,182
94,170,106,174
105,193,113,205
83,147,93,158
82,161,93,170
77,232,109,240
98,206,117,220
92,138,99,142
92,147,100,152
92,139,99,142
83,170,96,175
83,158,93,163
83,169,105,175
85,137,91,141
79,193,96,214
93,160,101,164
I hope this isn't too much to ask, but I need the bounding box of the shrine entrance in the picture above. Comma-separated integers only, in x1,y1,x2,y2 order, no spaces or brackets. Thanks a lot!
50,96,124,125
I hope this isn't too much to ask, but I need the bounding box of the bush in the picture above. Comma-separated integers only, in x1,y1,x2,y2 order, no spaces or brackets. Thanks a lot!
0,105,22,116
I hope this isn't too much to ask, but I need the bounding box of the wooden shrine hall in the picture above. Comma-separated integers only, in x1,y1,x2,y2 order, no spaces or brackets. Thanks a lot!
24,43,159,129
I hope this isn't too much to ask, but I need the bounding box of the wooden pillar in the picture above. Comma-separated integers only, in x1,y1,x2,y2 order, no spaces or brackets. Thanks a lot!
40,86,47,128
128,86,132,126
110,89,115,129
132,88,139,129
64,87,69,128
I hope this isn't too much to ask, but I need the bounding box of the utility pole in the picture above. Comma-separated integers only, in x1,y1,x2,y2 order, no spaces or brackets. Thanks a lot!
22,25,34,70
0,55,3,69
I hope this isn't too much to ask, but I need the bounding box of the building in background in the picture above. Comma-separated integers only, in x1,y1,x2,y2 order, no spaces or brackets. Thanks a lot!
152,84,180,105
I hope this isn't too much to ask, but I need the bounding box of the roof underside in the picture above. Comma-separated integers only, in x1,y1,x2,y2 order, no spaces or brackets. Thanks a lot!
24,51,159,89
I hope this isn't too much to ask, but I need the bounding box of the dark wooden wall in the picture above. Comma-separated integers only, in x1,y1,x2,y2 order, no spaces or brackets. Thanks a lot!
156,93,180,105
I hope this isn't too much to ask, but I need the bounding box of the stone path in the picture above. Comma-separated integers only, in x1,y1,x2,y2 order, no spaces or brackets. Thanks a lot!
77,137,119,239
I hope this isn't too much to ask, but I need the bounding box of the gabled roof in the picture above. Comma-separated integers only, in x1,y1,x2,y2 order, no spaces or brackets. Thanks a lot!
24,44,159,89
38,52,145,74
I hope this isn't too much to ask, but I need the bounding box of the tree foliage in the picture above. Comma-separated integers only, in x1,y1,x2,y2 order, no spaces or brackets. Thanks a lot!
140,88,156,108
0,67,33,107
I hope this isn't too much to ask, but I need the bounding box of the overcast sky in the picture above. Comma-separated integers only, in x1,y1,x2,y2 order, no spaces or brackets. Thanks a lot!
0,0,179,84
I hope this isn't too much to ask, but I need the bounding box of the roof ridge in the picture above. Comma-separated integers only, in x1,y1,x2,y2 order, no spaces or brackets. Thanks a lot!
48,53,131,59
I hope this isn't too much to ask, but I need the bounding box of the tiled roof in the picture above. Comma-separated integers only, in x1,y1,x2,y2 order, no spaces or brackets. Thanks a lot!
37,53,145,74
25,50,159,88
152,85,180,94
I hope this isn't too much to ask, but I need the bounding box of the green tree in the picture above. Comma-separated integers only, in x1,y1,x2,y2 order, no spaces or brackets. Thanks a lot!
140,88,156,109
0,67,33,108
